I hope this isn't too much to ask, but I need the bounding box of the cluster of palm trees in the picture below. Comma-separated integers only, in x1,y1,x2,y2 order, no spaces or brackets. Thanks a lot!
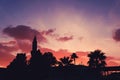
58,50,106,68
7,49,107,69
58,53,78,66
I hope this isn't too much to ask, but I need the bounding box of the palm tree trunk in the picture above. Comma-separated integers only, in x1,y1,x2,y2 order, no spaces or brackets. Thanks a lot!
74,58,75,65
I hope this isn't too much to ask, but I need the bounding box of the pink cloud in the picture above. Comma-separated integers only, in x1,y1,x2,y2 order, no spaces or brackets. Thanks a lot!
78,37,84,41
56,36,73,42
41,28,56,35
0,42,19,67
0,42,19,52
0,39,32,67
17,40,32,53
1,41,16,45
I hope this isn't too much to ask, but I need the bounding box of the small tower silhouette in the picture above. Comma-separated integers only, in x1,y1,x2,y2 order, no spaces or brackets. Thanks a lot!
32,36,37,51
31,36,37,57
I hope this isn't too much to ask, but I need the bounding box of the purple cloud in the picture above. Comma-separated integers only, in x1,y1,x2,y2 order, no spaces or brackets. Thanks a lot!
3,25,47,42
113,28,120,42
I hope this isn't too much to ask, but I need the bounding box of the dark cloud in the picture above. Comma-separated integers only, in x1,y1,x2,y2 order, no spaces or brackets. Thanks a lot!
3,25,47,42
56,36,73,42
113,28,120,41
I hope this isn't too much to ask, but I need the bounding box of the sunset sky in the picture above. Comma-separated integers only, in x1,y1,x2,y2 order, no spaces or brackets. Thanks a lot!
0,0,120,67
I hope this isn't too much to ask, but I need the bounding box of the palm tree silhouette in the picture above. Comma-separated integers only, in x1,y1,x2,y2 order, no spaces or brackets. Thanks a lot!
87,50,106,68
71,53,78,65
60,56,73,66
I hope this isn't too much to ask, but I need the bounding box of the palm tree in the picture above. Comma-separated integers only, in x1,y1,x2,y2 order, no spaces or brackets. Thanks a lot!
71,53,78,65
60,56,73,66
87,50,106,68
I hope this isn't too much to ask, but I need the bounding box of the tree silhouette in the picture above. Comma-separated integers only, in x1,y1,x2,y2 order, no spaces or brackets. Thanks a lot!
6,53,27,80
87,50,106,68
57,61,63,66
7,53,27,70
60,56,73,66
71,53,78,65
43,52,57,67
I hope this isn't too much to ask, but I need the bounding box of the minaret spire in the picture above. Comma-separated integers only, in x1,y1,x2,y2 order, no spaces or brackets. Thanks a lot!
31,36,38,57
32,36,37,51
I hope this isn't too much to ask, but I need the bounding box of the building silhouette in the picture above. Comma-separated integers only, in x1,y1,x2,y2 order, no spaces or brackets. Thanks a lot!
29,36,43,68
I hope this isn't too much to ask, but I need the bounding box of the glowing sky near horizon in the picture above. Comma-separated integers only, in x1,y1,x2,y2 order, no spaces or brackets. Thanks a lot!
0,0,120,67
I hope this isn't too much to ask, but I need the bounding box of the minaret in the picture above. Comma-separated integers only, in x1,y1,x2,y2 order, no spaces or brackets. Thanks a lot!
31,36,37,56
32,36,37,51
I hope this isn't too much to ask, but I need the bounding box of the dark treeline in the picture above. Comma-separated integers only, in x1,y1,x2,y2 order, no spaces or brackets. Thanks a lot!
0,36,120,80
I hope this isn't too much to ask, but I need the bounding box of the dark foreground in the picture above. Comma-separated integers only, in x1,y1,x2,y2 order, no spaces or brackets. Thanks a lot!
0,65,120,80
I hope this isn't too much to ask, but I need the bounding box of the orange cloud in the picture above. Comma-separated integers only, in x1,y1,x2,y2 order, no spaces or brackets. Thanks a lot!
106,56,120,66
40,47,89,65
